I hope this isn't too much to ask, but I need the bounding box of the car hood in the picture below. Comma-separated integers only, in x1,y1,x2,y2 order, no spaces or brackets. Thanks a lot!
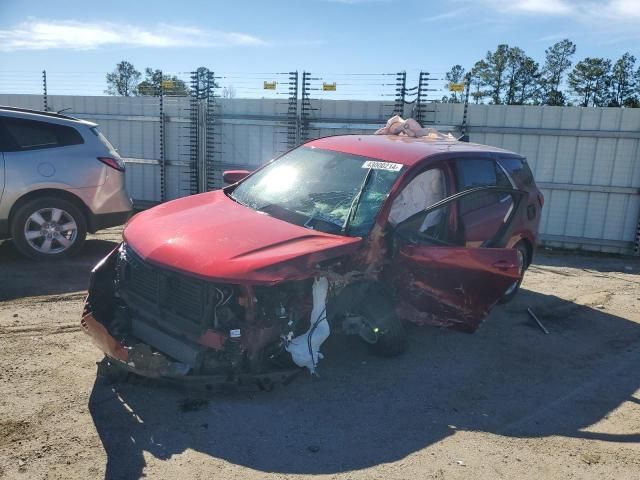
123,190,362,284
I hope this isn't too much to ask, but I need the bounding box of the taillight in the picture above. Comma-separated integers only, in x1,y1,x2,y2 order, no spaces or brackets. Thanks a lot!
97,156,125,172
537,191,544,207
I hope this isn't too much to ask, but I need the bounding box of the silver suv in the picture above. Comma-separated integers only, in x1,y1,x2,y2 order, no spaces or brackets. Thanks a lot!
0,107,132,259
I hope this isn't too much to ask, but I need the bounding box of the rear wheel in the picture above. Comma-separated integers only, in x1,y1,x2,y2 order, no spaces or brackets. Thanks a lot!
499,242,529,304
11,197,87,260
352,293,407,357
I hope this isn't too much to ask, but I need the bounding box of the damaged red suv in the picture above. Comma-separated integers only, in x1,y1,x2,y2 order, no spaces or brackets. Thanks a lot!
82,134,542,388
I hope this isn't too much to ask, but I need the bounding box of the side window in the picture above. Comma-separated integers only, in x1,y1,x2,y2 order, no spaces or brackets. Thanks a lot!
0,120,17,151
395,189,521,248
498,157,534,186
455,159,510,214
388,168,446,226
1,117,83,152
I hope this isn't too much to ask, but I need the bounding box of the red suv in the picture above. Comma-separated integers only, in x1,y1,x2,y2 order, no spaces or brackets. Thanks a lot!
82,134,542,387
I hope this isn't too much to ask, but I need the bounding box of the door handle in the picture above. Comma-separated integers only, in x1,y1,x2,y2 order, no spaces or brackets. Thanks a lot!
492,260,516,271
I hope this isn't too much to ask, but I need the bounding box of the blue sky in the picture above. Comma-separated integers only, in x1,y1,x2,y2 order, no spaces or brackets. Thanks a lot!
1,0,639,96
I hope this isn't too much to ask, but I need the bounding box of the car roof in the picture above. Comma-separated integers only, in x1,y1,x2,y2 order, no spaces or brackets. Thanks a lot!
306,134,521,166
0,106,97,128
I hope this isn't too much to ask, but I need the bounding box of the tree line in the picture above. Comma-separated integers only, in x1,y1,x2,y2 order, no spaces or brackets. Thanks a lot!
105,62,236,98
444,39,640,107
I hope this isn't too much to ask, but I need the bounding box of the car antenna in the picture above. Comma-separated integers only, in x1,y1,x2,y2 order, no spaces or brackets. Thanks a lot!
56,107,71,114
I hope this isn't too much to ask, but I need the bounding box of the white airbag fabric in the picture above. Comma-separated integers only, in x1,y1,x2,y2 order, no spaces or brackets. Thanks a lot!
286,277,330,374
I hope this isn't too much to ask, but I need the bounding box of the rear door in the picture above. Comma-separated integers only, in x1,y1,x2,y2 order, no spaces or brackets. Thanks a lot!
454,158,513,247
388,186,525,332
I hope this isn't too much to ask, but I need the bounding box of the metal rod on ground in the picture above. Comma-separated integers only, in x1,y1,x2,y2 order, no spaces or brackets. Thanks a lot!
527,307,549,335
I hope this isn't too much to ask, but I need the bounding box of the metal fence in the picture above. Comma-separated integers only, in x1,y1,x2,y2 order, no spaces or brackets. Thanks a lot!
1,89,638,256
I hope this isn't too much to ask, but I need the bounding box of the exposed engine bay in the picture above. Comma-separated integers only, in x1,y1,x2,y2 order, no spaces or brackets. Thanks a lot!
82,243,378,389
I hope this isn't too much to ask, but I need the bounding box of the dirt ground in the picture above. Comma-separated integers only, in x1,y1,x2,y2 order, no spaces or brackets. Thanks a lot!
0,227,639,480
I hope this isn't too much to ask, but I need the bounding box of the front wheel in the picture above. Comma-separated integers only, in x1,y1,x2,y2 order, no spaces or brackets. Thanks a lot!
353,293,408,357
11,197,87,260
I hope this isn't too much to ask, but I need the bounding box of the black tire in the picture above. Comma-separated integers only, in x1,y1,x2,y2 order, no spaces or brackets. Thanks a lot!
499,242,529,304
354,293,408,357
11,196,87,260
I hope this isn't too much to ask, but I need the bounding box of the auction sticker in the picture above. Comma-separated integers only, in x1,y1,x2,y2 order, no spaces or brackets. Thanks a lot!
362,160,403,171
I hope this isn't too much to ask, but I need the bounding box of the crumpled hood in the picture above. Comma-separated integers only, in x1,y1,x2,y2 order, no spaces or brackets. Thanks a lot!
123,190,362,284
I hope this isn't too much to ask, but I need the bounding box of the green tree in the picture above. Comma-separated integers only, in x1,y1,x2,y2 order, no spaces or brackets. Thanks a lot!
137,68,189,96
505,47,524,104
541,39,576,106
515,56,541,104
609,53,637,107
445,64,466,102
568,57,612,107
477,44,510,104
469,61,489,104
105,61,141,96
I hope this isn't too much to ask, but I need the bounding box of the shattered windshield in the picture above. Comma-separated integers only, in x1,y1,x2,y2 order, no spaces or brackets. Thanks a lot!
229,146,402,237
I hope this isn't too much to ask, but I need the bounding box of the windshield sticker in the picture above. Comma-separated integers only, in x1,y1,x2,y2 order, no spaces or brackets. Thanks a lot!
362,160,403,172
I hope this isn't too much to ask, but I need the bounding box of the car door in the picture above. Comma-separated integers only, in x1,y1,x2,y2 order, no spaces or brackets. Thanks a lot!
387,186,525,332
454,158,514,247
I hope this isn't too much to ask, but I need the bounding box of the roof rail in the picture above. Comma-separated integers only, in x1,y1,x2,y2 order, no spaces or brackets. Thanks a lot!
0,105,79,121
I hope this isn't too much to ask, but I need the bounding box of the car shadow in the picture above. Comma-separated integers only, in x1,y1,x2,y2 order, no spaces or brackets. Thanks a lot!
0,238,118,301
88,287,640,479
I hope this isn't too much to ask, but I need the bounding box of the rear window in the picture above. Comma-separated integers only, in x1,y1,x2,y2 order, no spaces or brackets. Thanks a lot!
0,117,83,152
90,127,117,155
499,157,534,186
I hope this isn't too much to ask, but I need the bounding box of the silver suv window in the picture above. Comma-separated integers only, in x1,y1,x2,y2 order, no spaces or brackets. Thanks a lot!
0,117,84,152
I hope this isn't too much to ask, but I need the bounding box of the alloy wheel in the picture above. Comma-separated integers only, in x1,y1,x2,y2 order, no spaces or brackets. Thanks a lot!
23,208,78,255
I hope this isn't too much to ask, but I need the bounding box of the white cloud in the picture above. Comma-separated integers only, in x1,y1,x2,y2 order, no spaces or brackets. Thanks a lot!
421,7,469,22
469,0,640,21
0,19,266,51
474,0,575,15
601,0,640,19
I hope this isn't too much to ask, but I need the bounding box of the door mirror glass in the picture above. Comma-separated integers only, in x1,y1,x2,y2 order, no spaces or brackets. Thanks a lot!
223,170,251,184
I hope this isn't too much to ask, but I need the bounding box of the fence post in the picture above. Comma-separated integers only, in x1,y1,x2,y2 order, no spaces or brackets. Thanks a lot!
42,70,48,112
286,71,299,149
158,72,167,202
393,71,406,116
300,71,312,143
204,70,219,191
460,73,471,142
189,70,201,195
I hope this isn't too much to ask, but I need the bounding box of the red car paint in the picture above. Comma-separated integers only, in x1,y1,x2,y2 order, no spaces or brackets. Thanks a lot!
124,190,362,285
83,134,542,385
122,135,541,324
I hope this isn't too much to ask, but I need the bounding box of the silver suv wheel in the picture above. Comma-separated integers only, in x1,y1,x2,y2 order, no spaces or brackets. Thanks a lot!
11,196,87,260
24,208,78,254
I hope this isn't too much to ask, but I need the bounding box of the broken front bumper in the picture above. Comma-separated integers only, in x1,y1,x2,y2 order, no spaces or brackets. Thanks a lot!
80,245,301,389
81,310,299,388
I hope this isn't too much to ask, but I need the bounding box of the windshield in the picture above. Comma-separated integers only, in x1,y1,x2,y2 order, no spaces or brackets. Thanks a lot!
230,146,403,237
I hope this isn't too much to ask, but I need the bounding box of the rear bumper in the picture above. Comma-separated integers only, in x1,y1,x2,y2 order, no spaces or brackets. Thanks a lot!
88,210,132,233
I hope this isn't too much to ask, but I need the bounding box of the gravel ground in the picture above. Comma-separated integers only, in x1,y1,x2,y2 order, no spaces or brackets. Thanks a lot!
1,227,639,480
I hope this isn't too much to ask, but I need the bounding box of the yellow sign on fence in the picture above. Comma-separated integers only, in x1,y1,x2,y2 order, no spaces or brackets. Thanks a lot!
323,82,337,91
161,80,176,89
448,82,465,92
264,81,277,90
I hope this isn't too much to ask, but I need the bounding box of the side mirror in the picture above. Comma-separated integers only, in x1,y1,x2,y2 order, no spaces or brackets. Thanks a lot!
223,170,251,184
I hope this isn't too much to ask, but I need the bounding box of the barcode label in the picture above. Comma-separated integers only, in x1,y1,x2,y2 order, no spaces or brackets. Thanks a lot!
362,160,403,171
